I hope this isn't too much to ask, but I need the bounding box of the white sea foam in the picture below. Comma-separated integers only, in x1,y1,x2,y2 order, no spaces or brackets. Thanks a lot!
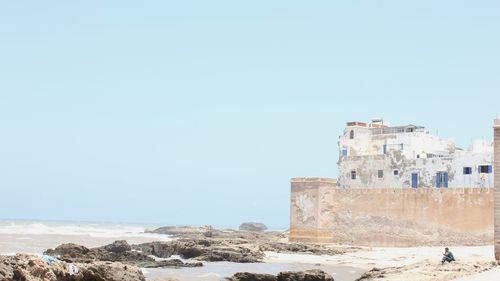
0,220,173,255
0,220,169,240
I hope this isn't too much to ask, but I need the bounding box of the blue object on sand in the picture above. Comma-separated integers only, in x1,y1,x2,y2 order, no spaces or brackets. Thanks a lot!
42,254,57,265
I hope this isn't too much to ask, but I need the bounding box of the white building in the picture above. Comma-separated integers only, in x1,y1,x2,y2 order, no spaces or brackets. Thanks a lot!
338,120,493,188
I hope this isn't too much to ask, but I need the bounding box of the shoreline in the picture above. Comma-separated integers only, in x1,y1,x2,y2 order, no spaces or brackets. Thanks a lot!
0,221,498,281
2,247,497,281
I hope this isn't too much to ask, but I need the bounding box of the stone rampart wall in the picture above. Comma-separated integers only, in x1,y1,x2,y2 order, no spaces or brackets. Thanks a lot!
290,177,494,246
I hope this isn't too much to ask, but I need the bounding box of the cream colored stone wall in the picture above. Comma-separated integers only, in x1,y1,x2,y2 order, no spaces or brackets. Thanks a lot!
289,177,336,242
290,178,493,246
494,119,500,260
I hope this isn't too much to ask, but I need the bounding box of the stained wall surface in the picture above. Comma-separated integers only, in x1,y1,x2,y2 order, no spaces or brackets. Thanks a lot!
494,119,500,260
290,178,494,246
338,122,494,189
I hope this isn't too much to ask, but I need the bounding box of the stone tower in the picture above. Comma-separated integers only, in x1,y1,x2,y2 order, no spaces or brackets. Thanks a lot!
495,117,500,260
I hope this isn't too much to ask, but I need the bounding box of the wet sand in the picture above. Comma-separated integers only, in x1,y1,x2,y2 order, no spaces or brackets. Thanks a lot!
144,261,367,281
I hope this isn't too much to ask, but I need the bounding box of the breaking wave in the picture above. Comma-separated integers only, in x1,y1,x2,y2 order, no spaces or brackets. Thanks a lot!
0,220,169,240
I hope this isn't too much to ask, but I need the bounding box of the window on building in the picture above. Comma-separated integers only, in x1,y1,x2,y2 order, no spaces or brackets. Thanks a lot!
393,170,399,176
436,172,449,188
351,170,356,180
341,148,348,156
479,165,492,174
349,130,354,139
378,170,383,178
463,167,472,175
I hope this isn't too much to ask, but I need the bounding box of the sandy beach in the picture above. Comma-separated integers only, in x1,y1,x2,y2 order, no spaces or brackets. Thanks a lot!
265,245,498,281
144,260,366,281
1,221,498,281
141,245,499,280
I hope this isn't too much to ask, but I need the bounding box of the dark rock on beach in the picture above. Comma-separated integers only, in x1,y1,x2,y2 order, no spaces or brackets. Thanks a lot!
277,269,334,281
43,227,355,272
102,239,132,253
44,243,92,261
147,225,284,240
227,272,277,281
147,225,211,237
44,240,202,268
239,222,268,232
140,258,203,268
133,239,265,263
258,242,347,256
45,241,151,264
226,270,334,281
145,225,355,259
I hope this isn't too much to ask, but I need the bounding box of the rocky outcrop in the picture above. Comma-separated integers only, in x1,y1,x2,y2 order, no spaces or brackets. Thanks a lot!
140,259,202,268
45,242,151,264
42,229,351,272
0,254,145,281
145,226,353,261
147,225,283,240
133,239,264,263
226,270,334,281
45,241,202,268
147,226,213,238
258,242,344,255
75,261,146,281
102,240,131,253
277,270,334,281
44,243,92,261
227,272,277,281
239,222,268,232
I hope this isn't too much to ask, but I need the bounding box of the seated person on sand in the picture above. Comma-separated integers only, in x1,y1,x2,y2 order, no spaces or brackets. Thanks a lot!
441,247,455,264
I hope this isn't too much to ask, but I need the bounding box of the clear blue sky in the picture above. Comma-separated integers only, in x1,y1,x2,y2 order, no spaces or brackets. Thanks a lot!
0,1,499,228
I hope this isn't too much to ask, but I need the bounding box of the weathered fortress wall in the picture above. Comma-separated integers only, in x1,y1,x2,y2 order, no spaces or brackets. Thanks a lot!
494,119,500,260
290,178,494,246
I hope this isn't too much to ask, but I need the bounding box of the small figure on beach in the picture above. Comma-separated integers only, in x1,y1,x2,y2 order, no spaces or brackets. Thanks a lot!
441,247,455,264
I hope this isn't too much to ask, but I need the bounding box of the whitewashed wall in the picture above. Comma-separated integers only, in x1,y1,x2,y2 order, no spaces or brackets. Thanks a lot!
338,123,493,188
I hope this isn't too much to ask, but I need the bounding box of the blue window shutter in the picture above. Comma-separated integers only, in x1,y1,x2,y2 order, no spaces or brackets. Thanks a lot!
444,172,449,188
411,173,418,188
436,173,441,188
488,165,492,173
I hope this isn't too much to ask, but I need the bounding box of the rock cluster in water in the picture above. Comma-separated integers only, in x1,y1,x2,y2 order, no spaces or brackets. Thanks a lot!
44,240,202,268
42,230,351,268
146,225,354,257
